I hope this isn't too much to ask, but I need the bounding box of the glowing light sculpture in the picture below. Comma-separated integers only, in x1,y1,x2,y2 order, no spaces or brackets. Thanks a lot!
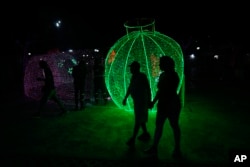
24,53,75,102
105,18,185,112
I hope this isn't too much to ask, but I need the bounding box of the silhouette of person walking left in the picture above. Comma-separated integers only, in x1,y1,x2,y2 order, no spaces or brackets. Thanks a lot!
144,56,182,158
34,60,67,117
123,61,151,147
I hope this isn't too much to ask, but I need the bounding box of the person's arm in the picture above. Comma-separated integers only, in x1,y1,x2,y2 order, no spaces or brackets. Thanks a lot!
150,74,162,108
148,91,159,109
122,85,131,105
146,77,152,108
37,77,45,81
152,91,159,105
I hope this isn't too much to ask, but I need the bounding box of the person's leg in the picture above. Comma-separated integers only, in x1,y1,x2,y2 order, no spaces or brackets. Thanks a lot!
74,86,79,110
169,107,182,157
169,117,180,149
126,104,141,147
137,123,151,141
152,113,166,148
37,91,50,114
94,78,99,104
141,123,148,133
132,121,140,139
144,112,166,154
79,86,85,109
51,90,67,113
126,119,140,147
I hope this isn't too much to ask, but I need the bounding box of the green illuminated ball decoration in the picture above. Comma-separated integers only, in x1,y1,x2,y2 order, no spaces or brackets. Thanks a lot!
105,18,184,112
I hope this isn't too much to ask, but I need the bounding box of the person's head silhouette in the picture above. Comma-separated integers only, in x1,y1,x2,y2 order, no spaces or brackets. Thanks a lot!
129,61,140,74
39,60,49,69
160,56,175,72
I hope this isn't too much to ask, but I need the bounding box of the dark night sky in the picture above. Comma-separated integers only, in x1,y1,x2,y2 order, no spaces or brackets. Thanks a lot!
8,4,249,54
3,3,250,101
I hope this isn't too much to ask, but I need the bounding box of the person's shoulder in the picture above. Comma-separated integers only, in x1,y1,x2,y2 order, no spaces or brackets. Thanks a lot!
140,72,147,76
159,72,166,78
139,72,148,80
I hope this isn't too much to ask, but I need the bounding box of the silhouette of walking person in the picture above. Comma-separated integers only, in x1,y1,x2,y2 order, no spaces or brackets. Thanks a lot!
144,56,182,158
34,60,67,117
72,59,87,110
123,61,151,147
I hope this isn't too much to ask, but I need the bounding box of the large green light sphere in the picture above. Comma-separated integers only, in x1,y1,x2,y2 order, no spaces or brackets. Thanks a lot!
105,19,184,112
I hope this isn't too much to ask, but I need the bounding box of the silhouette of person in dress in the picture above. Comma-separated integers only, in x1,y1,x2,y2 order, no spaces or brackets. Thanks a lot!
123,61,151,147
144,56,182,158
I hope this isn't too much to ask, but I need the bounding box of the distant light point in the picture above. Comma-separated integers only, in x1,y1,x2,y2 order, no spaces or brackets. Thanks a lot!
55,20,62,28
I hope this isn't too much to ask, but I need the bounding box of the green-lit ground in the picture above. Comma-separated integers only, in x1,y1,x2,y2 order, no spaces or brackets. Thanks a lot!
2,81,250,166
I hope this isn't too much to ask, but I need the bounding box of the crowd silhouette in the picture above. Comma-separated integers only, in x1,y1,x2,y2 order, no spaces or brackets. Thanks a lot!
31,56,183,159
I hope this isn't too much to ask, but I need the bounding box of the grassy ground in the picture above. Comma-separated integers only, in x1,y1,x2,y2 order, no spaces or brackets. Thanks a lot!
1,81,250,167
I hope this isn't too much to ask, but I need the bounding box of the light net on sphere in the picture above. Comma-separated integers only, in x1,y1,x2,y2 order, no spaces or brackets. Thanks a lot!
105,18,185,112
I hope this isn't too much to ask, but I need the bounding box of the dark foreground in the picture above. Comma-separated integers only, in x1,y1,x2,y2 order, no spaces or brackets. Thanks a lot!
1,81,250,167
